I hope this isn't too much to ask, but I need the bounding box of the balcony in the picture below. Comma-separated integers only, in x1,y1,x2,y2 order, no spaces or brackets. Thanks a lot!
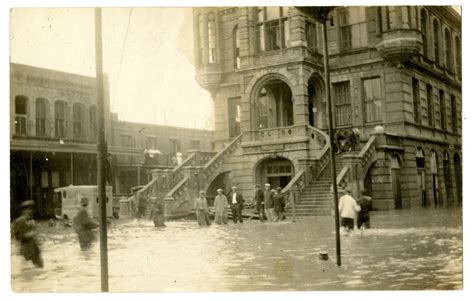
195,63,223,95
375,29,423,63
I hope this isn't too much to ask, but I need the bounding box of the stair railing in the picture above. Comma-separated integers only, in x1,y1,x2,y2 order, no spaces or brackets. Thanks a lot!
307,126,331,180
202,134,243,179
281,169,305,208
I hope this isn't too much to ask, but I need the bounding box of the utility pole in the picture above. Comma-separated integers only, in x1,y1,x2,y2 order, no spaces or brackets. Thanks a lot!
95,7,109,291
295,7,341,266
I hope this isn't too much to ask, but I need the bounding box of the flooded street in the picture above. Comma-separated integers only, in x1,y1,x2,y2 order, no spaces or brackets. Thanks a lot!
11,207,462,292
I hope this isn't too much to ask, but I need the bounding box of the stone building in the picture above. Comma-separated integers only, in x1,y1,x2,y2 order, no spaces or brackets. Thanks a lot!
9,63,214,219
144,6,461,218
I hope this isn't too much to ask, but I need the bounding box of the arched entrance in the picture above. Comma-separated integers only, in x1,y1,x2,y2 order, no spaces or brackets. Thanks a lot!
390,154,402,209
254,78,294,129
308,75,327,129
256,157,294,189
205,171,232,206
453,152,462,203
430,151,440,206
416,147,427,207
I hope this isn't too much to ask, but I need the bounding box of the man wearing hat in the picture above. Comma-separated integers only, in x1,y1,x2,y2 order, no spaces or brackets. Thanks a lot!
253,184,265,222
12,200,44,268
73,197,98,250
229,186,244,223
338,187,361,233
213,188,228,224
273,187,286,222
194,191,211,226
263,183,275,222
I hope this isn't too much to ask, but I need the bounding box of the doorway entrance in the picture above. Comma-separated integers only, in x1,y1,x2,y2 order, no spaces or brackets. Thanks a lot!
256,157,293,190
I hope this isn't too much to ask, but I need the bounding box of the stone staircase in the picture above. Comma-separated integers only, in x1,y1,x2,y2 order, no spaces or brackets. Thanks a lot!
294,156,344,216
144,191,168,219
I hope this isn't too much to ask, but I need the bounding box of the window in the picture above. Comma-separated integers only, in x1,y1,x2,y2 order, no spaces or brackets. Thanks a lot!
455,36,461,78
433,19,440,64
362,77,382,123
412,78,421,124
36,98,47,136
451,95,457,133
256,7,290,52
426,84,434,127
333,81,352,126
233,25,240,68
15,95,28,136
257,88,269,128
228,97,241,138
55,100,66,138
73,103,84,138
121,134,135,148
439,90,446,130
421,9,428,56
416,147,425,168
445,29,452,71
387,6,396,30
191,140,200,149
306,21,318,51
197,14,205,65
146,136,157,149
90,105,97,140
169,138,181,153
338,7,368,51
208,13,216,63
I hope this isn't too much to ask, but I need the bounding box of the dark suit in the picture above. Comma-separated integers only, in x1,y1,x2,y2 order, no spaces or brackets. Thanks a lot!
229,191,244,223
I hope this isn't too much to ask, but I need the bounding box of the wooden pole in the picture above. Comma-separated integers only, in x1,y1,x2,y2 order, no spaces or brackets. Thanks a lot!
95,7,109,292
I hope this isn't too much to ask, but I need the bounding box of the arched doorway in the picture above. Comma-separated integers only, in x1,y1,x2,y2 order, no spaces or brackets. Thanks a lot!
453,152,462,203
390,154,402,209
254,78,294,129
416,147,427,207
205,171,232,206
430,151,440,206
308,75,327,129
256,157,294,189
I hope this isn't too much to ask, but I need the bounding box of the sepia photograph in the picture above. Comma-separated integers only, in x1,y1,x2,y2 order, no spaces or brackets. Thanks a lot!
4,0,467,297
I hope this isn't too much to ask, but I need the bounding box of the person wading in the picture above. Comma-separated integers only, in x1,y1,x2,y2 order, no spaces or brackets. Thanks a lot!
73,197,98,250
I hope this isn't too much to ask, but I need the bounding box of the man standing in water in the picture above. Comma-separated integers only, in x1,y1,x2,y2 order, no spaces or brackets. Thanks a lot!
194,191,211,226
12,200,44,268
338,187,361,234
213,188,228,225
73,197,98,250
263,183,275,222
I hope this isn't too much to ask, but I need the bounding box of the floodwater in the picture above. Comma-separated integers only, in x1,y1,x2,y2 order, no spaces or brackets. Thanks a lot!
11,206,462,292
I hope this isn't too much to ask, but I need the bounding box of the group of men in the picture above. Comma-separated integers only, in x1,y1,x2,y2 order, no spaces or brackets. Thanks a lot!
253,183,287,222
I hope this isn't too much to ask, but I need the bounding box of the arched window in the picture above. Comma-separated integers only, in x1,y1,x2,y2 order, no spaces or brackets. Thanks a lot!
433,19,440,63
455,36,461,78
90,105,97,140
445,28,452,71
255,79,294,129
233,25,240,68
14,95,28,136
54,100,66,138
258,88,268,129
208,13,216,63
36,98,47,136
197,14,205,65
73,103,84,139
420,9,428,56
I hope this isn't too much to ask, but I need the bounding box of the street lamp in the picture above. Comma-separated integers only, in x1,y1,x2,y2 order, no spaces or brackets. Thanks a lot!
295,6,341,266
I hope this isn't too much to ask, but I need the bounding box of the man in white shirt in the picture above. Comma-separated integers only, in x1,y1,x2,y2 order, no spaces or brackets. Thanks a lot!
229,186,244,223
338,187,361,233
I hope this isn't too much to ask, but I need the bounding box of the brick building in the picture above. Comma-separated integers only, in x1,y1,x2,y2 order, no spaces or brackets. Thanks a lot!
149,6,460,217
9,63,214,219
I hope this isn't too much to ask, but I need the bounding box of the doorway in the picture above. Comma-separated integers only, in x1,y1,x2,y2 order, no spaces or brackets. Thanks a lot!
256,157,294,190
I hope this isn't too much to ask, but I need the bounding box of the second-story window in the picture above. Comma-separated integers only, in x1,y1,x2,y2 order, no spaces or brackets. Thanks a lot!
305,20,318,51
257,7,290,52
15,95,28,136
412,78,421,124
421,9,428,57
208,12,216,63
333,81,352,126
455,36,461,78
439,89,446,130
257,88,269,128
191,140,200,149
338,7,368,51
36,98,47,137
433,19,440,64
146,136,157,149
445,28,453,71
121,134,135,148
90,105,97,140
54,100,66,138
362,77,382,123
73,103,84,139
233,25,240,68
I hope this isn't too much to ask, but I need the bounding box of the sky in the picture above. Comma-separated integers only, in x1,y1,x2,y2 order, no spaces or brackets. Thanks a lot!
9,7,214,130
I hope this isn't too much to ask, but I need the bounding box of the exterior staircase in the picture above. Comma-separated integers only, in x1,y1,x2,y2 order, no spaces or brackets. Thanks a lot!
294,155,344,216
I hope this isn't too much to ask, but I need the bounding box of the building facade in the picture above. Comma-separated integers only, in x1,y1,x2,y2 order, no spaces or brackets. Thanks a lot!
157,6,460,216
10,63,214,219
